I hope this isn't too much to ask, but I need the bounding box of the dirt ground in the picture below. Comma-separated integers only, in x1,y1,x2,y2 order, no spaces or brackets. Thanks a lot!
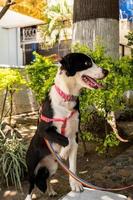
0,113,132,200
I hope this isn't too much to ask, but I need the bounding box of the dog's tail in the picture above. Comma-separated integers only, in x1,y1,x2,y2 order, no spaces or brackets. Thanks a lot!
35,167,49,193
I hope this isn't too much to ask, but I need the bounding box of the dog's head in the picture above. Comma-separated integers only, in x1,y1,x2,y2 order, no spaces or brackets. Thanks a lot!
60,53,108,89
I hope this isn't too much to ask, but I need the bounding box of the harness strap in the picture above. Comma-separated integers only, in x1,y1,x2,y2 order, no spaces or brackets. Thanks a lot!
40,110,76,136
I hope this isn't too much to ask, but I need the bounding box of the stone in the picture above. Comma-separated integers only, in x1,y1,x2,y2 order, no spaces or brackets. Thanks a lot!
93,173,103,180
118,169,131,177
60,189,127,200
102,166,114,173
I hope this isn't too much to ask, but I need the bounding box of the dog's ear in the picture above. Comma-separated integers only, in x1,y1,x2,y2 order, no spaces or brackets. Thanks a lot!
47,54,62,62
60,55,76,76
60,57,68,69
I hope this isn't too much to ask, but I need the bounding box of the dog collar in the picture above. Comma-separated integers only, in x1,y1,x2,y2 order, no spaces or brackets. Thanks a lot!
54,85,77,102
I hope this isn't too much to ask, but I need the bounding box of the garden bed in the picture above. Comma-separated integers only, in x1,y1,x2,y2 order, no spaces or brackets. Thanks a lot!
0,113,132,200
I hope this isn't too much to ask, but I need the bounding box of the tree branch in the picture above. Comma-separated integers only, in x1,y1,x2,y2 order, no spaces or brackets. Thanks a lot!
0,0,16,20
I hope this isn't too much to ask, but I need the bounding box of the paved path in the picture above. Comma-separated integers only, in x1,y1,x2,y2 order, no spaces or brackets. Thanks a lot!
60,189,127,200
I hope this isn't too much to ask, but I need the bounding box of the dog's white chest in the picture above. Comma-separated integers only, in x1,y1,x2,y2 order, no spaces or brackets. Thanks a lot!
50,87,79,137
65,111,79,136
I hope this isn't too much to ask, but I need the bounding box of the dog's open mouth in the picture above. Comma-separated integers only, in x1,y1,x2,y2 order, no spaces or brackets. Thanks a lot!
82,75,103,89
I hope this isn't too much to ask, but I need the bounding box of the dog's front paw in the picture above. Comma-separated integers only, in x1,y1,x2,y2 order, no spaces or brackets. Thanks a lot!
59,146,70,160
69,177,84,192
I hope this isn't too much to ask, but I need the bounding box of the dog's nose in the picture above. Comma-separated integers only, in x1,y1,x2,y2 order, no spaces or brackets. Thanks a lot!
102,69,108,77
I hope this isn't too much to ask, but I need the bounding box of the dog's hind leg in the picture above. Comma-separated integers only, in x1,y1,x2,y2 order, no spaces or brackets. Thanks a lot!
25,178,35,200
25,194,32,200
45,155,58,196
35,155,58,195
47,179,57,197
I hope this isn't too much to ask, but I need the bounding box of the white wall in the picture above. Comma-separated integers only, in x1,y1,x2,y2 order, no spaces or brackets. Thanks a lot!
0,27,9,65
119,19,133,45
0,27,23,66
8,28,17,65
16,28,23,66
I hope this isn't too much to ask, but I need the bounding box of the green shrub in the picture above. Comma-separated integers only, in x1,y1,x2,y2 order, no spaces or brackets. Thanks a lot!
125,31,133,56
0,68,26,91
72,43,133,153
0,68,26,124
125,31,133,46
0,124,27,190
72,43,132,113
26,44,133,153
26,52,57,103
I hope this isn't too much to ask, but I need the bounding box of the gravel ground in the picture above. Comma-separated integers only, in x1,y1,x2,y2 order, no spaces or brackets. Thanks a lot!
0,114,132,200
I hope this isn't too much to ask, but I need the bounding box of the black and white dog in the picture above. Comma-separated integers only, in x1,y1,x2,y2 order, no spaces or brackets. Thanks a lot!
25,53,108,200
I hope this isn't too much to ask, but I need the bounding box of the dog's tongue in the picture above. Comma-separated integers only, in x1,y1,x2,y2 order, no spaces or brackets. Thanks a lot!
82,75,103,89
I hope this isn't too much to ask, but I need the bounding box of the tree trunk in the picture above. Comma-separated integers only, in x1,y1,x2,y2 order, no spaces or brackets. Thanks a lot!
0,0,15,20
0,87,8,122
72,0,119,59
9,90,14,125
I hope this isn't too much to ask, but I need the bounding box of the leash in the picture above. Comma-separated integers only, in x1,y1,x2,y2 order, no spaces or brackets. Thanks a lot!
44,138,133,192
41,84,133,191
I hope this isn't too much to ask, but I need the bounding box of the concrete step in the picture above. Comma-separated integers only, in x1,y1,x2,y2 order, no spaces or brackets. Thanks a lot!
60,188,127,200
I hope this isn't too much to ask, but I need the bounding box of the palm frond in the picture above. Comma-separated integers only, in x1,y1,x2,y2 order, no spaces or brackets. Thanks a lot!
40,0,72,47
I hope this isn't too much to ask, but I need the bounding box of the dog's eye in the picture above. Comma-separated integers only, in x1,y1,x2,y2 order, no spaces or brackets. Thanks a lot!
85,61,92,67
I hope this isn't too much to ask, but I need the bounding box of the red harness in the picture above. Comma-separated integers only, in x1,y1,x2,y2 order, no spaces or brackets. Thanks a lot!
40,85,78,135
40,85,77,135
40,110,76,136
